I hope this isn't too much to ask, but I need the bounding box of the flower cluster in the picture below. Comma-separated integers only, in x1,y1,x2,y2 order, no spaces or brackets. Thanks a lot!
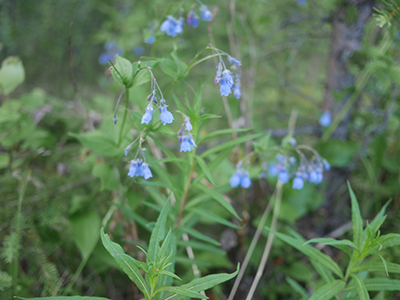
319,110,332,127
177,116,196,152
128,159,153,180
99,42,123,65
266,152,330,190
141,72,174,126
213,50,241,99
160,2,212,37
229,169,251,189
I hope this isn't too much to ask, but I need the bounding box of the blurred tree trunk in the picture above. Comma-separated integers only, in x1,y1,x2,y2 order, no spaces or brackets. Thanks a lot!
322,0,374,232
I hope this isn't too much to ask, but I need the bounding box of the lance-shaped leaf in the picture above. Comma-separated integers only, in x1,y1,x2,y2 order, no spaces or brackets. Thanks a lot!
348,182,363,248
345,278,400,292
158,286,207,299
311,261,335,284
309,280,346,300
162,265,239,300
304,238,360,255
350,274,370,300
148,199,170,267
100,228,150,298
285,277,308,300
352,261,400,274
266,228,343,278
367,200,391,236
194,156,215,186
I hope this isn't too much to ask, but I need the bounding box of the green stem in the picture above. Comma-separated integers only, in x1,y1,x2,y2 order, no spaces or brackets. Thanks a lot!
12,174,29,296
63,257,87,295
321,31,392,142
175,152,196,227
117,88,129,146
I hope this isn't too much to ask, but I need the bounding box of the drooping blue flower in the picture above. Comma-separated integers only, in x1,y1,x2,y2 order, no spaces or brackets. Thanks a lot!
319,110,332,127
141,106,154,125
113,116,118,124
308,170,318,183
278,170,290,184
187,11,200,27
144,36,155,44
223,70,234,88
322,159,331,171
288,138,297,147
234,86,241,99
314,172,323,184
141,163,153,179
99,42,123,65
228,56,242,66
185,118,193,131
220,79,232,97
99,52,115,65
159,106,174,125
180,138,195,152
160,16,184,37
268,164,279,177
229,172,241,188
241,172,252,188
200,5,212,21
292,176,304,190
128,161,139,177
133,46,145,55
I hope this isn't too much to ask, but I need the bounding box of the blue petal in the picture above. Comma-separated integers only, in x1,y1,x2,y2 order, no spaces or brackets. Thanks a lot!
319,111,332,127
268,164,278,177
201,6,212,21
141,163,153,180
180,139,192,152
141,108,154,125
292,176,304,190
220,79,232,97
144,36,155,44
234,87,241,99
159,106,174,125
241,173,251,189
278,170,290,184
229,173,241,188
128,162,138,177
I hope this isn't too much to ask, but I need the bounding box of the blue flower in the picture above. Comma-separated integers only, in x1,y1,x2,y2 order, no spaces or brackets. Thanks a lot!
228,56,241,66
99,42,123,65
141,163,153,179
308,170,318,183
99,52,115,65
128,160,152,180
141,106,154,125
160,16,184,37
268,164,279,177
319,110,331,127
297,0,307,5
159,106,174,125
133,46,144,55
278,170,290,184
322,159,330,171
200,5,212,21
220,79,232,96
314,172,323,184
113,116,118,124
144,36,155,44
292,176,304,190
229,172,241,188
185,118,193,131
241,172,252,188
234,86,241,99
180,138,195,152
187,11,199,27
223,70,234,88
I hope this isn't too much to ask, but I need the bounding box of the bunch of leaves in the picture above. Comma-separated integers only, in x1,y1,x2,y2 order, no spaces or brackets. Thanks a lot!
267,182,400,300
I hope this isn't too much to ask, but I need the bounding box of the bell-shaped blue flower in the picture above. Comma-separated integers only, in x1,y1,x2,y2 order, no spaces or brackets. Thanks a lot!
223,70,234,88
200,5,212,21
141,163,153,180
241,172,251,189
234,86,241,99
128,161,139,177
159,106,174,125
319,110,331,127
187,11,199,27
278,170,290,184
292,176,304,190
141,106,154,125
160,16,183,37
185,118,193,131
308,170,318,183
322,159,331,171
229,172,241,188
268,164,279,177
314,172,323,184
220,79,232,97
144,36,155,44
180,138,194,152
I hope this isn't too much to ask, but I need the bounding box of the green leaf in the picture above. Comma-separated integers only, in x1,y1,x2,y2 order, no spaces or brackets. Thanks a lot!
121,254,148,273
148,199,170,267
92,163,119,191
177,240,225,255
285,277,308,300
352,261,400,274
0,153,10,169
157,270,181,281
170,50,187,78
267,228,344,278
131,68,151,88
317,140,359,168
304,238,360,254
0,56,25,95
69,211,101,260
368,200,391,235
348,182,363,248
309,280,345,300
200,133,264,158
111,55,133,86
158,286,207,299
181,226,221,246
194,183,241,220
16,297,111,300
376,233,400,249
345,278,400,292
100,228,150,298
194,156,215,186
161,265,239,300
350,274,370,300
69,132,120,157
197,128,253,144
160,59,178,78
189,208,242,229
311,261,335,284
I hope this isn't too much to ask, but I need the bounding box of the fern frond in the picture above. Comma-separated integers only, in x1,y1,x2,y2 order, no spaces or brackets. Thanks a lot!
0,270,13,291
